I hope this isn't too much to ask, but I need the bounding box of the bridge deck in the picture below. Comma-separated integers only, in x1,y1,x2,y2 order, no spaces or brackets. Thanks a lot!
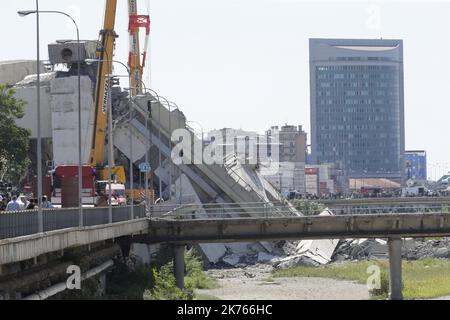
2,202,450,266
147,212,450,243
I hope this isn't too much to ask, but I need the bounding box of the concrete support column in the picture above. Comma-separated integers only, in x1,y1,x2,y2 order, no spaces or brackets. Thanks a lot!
388,237,403,300
173,245,185,290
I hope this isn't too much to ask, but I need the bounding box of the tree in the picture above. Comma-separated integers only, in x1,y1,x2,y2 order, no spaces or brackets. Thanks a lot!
0,84,31,184
291,199,325,216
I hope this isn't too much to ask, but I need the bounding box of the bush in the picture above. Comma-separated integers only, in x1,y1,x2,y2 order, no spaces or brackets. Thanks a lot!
144,249,218,300
185,249,219,290
291,200,325,216
144,262,192,300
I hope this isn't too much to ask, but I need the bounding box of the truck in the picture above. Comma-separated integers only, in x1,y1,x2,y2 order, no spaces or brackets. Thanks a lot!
95,181,127,206
52,166,97,208
401,186,430,197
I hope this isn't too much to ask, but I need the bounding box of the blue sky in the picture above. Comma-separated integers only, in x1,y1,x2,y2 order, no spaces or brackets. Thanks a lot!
1,0,450,178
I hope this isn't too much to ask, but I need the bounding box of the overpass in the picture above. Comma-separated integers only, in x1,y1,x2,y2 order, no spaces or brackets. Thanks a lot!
2,203,450,300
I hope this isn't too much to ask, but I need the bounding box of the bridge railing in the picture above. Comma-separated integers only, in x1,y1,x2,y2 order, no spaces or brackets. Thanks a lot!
157,202,305,220
329,204,450,215
155,202,450,220
0,204,150,240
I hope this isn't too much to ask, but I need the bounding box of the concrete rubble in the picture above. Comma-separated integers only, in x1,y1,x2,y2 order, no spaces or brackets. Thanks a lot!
200,210,348,269
204,242,273,267
332,239,389,262
273,210,340,269
402,238,450,260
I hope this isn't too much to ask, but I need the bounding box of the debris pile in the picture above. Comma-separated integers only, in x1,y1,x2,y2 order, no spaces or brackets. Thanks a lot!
332,239,389,262
273,210,340,269
200,242,278,268
402,238,450,260
274,238,339,268
197,204,450,270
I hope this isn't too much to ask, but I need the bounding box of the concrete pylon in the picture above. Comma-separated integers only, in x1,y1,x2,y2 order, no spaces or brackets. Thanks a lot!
388,237,403,300
173,245,185,290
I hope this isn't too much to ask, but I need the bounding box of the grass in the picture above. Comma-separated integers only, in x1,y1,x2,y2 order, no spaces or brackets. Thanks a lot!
273,258,450,300
195,294,222,300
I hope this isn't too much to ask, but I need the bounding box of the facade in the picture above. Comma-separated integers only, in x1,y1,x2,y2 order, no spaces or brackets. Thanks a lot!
263,162,306,194
206,128,265,164
267,125,307,163
305,163,348,196
405,150,427,181
305,167,320,196
310,38,405,179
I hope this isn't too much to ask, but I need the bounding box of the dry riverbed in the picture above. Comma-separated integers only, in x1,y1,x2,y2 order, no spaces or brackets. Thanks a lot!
197,264,370,300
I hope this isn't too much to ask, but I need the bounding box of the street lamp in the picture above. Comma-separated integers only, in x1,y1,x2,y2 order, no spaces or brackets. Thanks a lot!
18,2,42,232
187,120,205,146
158,97,181,202
168,101,183,204
19,6,83,227
85,58,136,220
144,89,164,204
113,75,157,214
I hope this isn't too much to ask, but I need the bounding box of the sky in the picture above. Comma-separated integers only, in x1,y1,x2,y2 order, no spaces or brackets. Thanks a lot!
1,0,449,179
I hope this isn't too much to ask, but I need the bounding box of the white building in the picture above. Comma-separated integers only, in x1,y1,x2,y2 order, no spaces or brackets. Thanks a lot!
263,162,306,195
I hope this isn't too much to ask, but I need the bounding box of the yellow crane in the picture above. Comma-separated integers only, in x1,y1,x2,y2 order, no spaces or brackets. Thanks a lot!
89,0,150,185
89,0,126,183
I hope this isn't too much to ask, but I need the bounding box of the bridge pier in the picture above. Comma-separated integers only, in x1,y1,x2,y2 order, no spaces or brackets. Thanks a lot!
388,237,403,300
173,245,185,290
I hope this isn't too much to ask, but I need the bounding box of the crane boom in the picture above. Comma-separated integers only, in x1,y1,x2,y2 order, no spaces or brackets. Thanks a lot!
90,0,118,168
128,0,150,97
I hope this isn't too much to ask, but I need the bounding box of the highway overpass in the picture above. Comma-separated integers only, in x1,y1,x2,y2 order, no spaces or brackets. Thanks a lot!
2,203,450,300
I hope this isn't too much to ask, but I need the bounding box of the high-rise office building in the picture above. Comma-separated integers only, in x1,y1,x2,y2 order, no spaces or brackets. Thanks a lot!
310,38,405,179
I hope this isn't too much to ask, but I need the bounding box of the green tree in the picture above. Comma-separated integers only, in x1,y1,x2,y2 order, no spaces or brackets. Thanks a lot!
0,84,31,184
291,200,325,216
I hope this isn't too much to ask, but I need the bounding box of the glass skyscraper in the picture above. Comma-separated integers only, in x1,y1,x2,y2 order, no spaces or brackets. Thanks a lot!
310,39,405,179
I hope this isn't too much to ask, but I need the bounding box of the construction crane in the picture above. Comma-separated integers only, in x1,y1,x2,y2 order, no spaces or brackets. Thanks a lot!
127,0,151,97
89,0,125,183
51,0,151,207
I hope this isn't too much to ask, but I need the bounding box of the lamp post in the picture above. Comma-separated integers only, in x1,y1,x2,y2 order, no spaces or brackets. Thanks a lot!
18,7,83,227
86,58,135,219
115,78,158,214
168,101,183,204
18,3,42,231
159,98,180,202
187,120,205,147
145,89,163,203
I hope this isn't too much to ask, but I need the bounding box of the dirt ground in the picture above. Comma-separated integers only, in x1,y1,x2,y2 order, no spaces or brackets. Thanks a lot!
197,264,370,300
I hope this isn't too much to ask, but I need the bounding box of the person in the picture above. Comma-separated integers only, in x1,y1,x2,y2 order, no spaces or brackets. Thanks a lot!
18,195,30,210
42,196,54,209
96,191,108,207
6,195,21,212
26,199,37,210
0,195,5,211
